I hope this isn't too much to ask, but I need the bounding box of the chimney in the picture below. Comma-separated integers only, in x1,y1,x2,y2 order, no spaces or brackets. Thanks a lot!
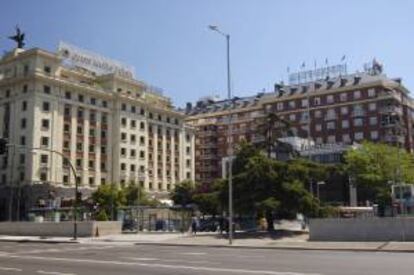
185,102,192,111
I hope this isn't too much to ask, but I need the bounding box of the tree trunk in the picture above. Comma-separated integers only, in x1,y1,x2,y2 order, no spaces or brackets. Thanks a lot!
265,210,274,231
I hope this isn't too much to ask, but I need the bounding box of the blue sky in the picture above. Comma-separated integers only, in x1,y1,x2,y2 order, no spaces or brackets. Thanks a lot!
1,0,413,106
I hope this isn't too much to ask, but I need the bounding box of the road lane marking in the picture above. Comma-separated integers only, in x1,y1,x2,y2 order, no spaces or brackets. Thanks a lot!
0,254,322,275
124,257,159,261
124,257,213,264
37,270,76,275
0,266,22,272
179,252,207,255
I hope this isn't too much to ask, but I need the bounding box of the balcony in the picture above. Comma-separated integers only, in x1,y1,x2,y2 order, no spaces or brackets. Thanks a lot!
324,114,337,121
198,143,217,148
379,106,403,115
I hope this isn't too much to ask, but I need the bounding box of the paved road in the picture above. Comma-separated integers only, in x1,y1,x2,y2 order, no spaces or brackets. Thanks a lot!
0,242,412,275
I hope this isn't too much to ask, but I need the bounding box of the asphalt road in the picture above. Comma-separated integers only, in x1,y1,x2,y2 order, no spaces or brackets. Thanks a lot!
0,242,412,275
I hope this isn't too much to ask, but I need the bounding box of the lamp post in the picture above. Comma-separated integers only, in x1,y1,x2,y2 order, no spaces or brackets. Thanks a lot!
208,25,233,245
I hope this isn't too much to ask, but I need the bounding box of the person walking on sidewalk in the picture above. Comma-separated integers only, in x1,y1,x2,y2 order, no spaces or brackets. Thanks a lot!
191,216,199,235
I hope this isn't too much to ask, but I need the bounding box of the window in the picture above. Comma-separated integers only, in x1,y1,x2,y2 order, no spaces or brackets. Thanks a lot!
314,110,322,118
326,95,334,104
301,99,308,107
343,134,351,143
64,124,70,132
22,84,28,93
368,88,376,97
289,101,296,108
131,134,136,143
140,109,145,115
130,149,136,158
289,114,296,121
63,140,70,149
101,146,106,155
353,118,363,126
121,163,126,171
65,91,71,99
89,160,95,169
368,102,376,111
340,93,347,102
121,132,127,141
140,136,145,145
77,126,83,135
354,90,361,99
340,106,348,115
76,159,82,167
40,154,48,164
63,175,69,184
102,101,107,108
89,145,95,153
19,154,25,164
131,106,136,113
369,116,378,125
326,122,335,130
101,130,107,138
314,97,321,106
121,117,127,127
121,103,127,111
41,119,50,129
44,66,51,74
43,85,51,94
77,109,84,118
77,143,83,151
90,98,96,105
78,94,84,102
40,172,47,181
42,101,50,112
315,137,323,144
276,102,284,111
121,148,126,156
370,131,379,139
21,118,27,129
130,164,136,171
41,137,49,147
89,128,95,137
20,136,26,145
101,162,107,171
315,124,322,132
355,132,364,141
341,120,349,129
131,120,136,128
327,135,336,143
140,151,145,159
22,101,27,111
140,122,145,130
158,114,162,121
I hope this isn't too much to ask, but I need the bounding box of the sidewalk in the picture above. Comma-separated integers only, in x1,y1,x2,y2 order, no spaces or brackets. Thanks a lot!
3,232,414,253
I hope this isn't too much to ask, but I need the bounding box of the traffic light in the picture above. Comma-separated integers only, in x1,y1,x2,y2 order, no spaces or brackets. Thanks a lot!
0,138,7,155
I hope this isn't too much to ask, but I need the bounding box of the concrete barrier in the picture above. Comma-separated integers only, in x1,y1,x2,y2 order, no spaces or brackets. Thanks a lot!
310,218,414,241
0,221,122,237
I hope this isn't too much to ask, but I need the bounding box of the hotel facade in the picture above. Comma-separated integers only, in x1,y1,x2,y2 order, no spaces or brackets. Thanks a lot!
0,44,195,219
186,61,414,185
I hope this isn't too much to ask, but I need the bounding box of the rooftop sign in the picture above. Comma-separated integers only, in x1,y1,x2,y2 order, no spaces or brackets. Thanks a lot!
57,41,135,79
289,64,347,85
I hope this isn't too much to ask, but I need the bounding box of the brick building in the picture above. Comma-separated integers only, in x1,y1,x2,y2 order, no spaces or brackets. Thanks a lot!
185,61,413,185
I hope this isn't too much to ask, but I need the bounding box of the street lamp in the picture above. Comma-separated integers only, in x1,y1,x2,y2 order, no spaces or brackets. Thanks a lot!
208,25,234,245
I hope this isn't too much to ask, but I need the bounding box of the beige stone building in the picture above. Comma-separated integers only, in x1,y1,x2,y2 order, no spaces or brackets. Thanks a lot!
0,44,195,220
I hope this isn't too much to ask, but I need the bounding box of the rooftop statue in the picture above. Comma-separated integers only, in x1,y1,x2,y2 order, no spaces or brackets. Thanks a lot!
9,26,25,49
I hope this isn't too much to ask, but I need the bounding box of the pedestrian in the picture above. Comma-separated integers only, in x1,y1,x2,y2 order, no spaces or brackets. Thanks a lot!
191,216,198,235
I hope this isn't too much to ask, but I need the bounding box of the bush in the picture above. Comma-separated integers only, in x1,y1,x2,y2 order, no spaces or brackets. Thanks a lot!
96,209,109,221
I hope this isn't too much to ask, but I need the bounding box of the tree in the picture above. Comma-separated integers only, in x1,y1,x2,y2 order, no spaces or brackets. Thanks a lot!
255,113,292,157
123,183,159,207
91,184,125,219
344,142,414,211
170,180,195,206
219,144,326,231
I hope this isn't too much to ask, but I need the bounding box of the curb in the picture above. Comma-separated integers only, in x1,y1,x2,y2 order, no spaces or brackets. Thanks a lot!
133,242,414,253
0,239,80,244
